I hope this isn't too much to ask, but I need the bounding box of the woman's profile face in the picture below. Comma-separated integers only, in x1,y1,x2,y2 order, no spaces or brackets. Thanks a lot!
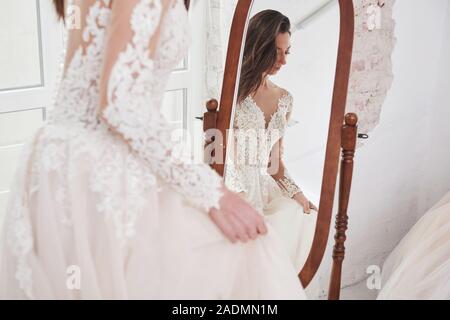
267,32,291,76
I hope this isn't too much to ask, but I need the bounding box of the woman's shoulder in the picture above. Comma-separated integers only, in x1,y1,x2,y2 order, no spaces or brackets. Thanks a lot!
270,82,293,101
271,84,293,110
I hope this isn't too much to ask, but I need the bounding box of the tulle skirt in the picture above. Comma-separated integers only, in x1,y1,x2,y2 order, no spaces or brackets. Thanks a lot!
264,195,317,273
377,191,450,300
233,171,317,274
0,124,307,300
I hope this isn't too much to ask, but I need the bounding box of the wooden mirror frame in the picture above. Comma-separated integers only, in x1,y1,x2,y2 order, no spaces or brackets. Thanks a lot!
207,0,355,288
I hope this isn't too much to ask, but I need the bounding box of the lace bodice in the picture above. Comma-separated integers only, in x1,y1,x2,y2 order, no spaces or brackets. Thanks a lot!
225,91,302,212
233,92,293,166
50,0,112,129
48,0,223,212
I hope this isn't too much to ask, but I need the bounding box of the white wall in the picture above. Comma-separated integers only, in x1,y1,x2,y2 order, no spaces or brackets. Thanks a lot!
309,0,450,300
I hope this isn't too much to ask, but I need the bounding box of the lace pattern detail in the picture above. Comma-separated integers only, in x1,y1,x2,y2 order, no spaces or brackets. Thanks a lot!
5,1,113,299
5,139,36,299
103,0,223,212
88,132,159,240
49,0,112,129
225,90,299,211
277,175,303,199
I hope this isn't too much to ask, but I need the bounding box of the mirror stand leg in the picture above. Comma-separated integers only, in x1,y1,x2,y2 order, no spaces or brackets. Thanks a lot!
328,113,358,300
203,99,219,168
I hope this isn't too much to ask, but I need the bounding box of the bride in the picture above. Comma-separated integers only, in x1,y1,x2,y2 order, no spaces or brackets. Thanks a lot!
0,0,307,299
225,10,318,272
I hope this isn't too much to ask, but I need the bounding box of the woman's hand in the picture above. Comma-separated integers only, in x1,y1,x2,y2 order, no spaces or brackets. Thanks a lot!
293,192,318,214
209,185,268,243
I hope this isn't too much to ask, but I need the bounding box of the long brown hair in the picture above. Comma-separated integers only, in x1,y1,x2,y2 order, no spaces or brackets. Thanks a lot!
237,10,291,103
53,0,65,20
53,0,191,20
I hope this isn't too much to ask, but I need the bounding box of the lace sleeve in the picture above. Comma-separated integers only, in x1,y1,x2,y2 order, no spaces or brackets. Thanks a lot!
271,139,303,199
270,93,302,199
98,0,223,212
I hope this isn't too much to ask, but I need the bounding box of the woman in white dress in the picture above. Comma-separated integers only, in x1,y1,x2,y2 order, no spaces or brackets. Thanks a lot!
377,191,450,300
0,0,307,299
225,10,318,272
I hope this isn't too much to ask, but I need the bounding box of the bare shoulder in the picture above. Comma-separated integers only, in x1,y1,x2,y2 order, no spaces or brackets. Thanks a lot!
270,82,294,114
270,81,292,100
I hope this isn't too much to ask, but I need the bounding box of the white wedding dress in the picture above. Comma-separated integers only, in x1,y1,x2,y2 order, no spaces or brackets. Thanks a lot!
377,191,450,300
225,93,317,272
0,0,307,300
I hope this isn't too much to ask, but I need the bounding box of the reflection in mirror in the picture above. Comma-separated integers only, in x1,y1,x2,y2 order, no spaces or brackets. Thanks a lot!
224,0,340,273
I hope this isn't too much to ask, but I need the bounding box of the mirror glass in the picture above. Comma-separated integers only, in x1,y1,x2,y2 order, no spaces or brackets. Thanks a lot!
224,0,340,273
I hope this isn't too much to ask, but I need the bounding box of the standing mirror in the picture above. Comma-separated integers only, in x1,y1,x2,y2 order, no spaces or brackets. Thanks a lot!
205,0,354,289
